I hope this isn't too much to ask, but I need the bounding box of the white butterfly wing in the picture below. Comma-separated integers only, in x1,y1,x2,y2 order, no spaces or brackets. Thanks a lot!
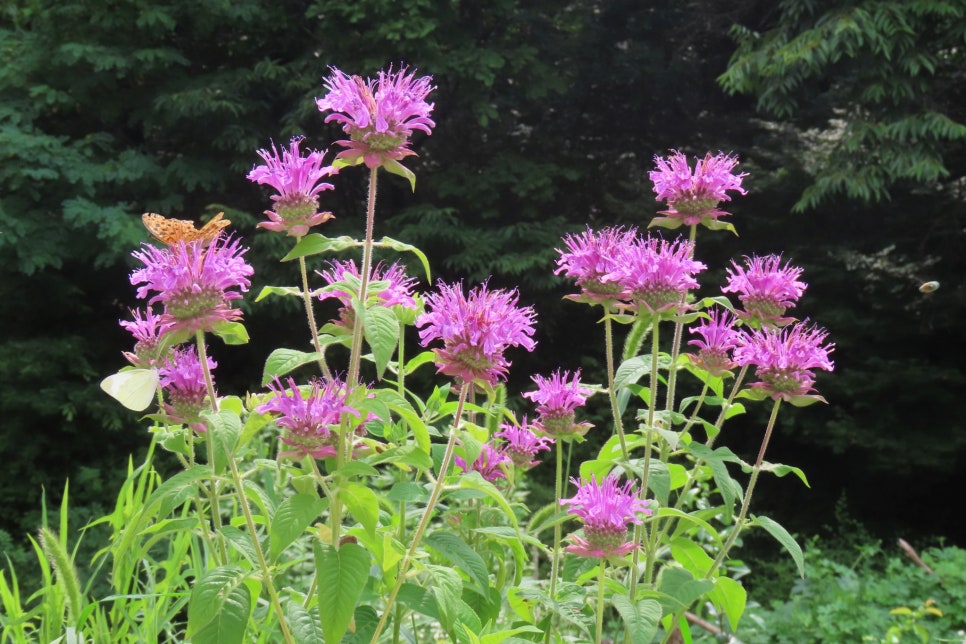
100,368,160,412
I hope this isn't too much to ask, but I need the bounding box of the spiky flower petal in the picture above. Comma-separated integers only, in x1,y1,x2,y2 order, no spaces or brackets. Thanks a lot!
722,254,806,327
560,475,652,558
605,235,705,315
734,322,835,400
687,308,741,376
495,418,553,469
317,259,418,327
158,346,215,432
650,150,747,225
523,370,594,439
555,226,638,305
454,443,511,483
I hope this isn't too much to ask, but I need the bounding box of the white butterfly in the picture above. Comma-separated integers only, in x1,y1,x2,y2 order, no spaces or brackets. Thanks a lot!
100,368,160,412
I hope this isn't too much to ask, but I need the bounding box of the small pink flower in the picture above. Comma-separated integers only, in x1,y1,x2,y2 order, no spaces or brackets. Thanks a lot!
734,322,835,400
687,308,741,376
605,235,706,315
316,64,435,172
247,136,338,237
158,346,215,432
256,376,360,460
130,237,253,335
317,259,418,327
495,418,554,469
560,475,652,559
555,226,638,305
523,370,594,439
455,443,511,483
119,307,167,368
722,254,806,327
649,150,747,226
416,280,536,386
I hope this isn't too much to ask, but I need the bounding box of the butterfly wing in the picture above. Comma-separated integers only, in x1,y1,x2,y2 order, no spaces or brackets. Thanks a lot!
100,368,160,411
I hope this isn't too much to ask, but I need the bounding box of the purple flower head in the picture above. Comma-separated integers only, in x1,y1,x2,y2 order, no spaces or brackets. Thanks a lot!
649,151,748,226
605,235,706,315
247,136,338,237
555,226,639,305
495,417,554,469
119,307,167,368
317,259,418,327
560,474,652,558
733,322,835,400
256,376,359,460
522,369,594,439
158,346,215,432
687,308,741,376
454,443,511,483
130,236,253,335
416,280,537,386
722,254,807,328
316,64,435,171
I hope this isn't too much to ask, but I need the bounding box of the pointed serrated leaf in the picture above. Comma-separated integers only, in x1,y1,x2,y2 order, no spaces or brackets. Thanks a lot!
754,515,804,577
285,599,323,644
363,305,399,380
186,566,251,644
270,493,326,561
376,236,432,282
315,542,369,644
339,481,379,537
708,576,746,631
611,595,661,644
261,348,325,385
282,234,360,261
425,532,489,594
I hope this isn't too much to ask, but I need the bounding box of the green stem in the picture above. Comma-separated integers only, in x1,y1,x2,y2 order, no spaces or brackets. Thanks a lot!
595,560,607,644
347,166,379,388
707,364,748,449
708,397,783,576
298,250,332,380
604,315,630,462
545,438,565,643
370,381,471,643
195,331,228,565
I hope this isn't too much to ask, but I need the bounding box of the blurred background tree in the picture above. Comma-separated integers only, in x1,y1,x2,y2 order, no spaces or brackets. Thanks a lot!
1,0,963,558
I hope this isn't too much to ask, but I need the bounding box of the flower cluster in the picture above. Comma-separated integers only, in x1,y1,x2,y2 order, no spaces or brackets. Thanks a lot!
649,150,747,227
687,308,741,376
734,322,835,400
723,254,807,327
120,307,167,368
556,228,705,314
158,347,215,432
560,475,652,558
495,418,554,469
316,65,435,173
416,281,537,386
454,443,512,483
247,136,338,237
130,237,253,335
523,370,594,440
256,376,360,460
317,259,419,327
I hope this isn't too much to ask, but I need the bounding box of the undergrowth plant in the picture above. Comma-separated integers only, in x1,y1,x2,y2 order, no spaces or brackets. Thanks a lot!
0,63,835,644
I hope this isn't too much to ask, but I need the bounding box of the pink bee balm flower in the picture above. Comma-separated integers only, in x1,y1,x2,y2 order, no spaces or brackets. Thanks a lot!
454,443,512,483
317,259,418,327
605,235,706,315
130,237,253,335
247,136,338,237
560,475,652,558
119,307,167,368
495,418,554,469
687,308,741,376
316,64,435,173
555,226,639,305
722,254,806,327
649,150,748,226
158,346,215,432
734,322,835,400
256,376,360,460
416,281,536,386
523,369,594,439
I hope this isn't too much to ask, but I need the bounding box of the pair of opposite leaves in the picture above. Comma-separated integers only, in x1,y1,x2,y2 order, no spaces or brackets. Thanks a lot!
100,213,231,412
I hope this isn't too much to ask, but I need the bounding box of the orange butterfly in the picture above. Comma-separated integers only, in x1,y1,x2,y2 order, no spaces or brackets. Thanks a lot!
141,212,230,247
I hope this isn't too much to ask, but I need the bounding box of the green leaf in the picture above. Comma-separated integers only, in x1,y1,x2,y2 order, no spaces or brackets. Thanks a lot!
220,525,259,567
186,566,252,644
147,464,210,519
261,348,326,385
707,576,746,632
656,566,714,614
611,594,661,644
254,285,303,302
205,409,242,475
339,481,379,538
753,515,805,578
760,461,810,487
425,531,490,595
376,236,432,282
363,305,399,380
281,234,360,261
285,600,323,644
270,493,326,561
382,158,417,191
457,473,519,530
426,564,463,631
211,321,249,345
315,542,370,644
669,537,715,578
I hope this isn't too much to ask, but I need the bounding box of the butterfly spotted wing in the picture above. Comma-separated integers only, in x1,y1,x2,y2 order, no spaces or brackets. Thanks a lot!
142,212,230,247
